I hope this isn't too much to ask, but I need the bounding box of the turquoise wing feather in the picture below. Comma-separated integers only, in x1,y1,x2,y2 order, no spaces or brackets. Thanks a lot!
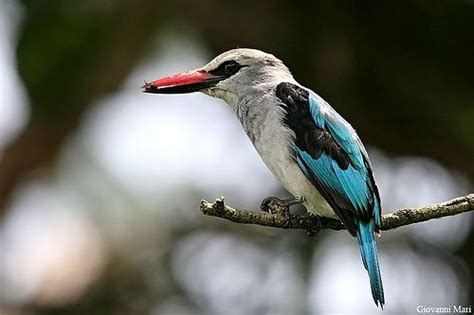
296,91,381,225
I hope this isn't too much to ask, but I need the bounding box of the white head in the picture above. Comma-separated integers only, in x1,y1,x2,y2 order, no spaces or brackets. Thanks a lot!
143,48,294,108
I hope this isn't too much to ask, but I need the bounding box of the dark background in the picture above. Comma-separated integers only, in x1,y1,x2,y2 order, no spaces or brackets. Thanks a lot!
0,1,473,314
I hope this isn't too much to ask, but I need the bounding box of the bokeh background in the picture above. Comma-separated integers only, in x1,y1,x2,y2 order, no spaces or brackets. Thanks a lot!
0,1,473,314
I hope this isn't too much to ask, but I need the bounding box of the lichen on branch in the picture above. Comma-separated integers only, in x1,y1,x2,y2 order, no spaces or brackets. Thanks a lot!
200,194,473,235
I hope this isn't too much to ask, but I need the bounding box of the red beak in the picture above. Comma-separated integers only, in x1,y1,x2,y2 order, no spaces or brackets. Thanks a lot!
142,69,223,94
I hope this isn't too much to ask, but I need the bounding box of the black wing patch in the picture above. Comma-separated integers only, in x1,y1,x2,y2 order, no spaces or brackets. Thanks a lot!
276,82,361,235
276,82,350,170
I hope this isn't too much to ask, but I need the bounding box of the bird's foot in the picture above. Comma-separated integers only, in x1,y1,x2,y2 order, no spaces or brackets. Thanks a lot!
305,214,324,236
260,196,303,227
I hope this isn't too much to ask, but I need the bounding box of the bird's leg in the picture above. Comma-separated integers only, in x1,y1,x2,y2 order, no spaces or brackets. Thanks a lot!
260,196,302,214
260,196,303,227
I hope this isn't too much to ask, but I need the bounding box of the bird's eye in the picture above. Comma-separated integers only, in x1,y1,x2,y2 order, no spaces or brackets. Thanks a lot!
209,60,242,77
224,61,240,75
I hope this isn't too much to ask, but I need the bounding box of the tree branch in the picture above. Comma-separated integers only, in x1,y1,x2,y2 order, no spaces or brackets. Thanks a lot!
200,193,474,235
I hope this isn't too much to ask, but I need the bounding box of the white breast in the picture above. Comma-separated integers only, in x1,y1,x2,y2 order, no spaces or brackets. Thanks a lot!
241,95,336,219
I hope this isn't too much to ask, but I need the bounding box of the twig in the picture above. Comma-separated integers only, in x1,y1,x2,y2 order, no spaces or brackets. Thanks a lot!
200,193,474,235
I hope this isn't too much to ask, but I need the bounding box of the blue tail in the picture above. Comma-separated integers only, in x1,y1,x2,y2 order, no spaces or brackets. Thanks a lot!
356,219,385,308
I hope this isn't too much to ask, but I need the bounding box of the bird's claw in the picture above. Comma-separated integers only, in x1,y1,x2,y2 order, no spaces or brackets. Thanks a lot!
260,196,302,228
306,214,323,236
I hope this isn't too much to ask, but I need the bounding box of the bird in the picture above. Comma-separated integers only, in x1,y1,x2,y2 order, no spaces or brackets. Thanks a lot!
142,48,385,308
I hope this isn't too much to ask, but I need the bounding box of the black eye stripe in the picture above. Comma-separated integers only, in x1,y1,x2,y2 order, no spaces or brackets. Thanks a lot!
209,60,243,77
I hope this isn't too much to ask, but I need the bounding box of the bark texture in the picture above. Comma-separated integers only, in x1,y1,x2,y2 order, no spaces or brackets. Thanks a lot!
200,194,474,235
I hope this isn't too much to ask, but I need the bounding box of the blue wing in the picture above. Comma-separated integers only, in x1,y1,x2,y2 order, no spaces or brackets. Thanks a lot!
276,82,382,234
308,92,380,214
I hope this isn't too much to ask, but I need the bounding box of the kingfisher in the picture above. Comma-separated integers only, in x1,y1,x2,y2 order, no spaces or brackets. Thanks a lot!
143,48,384,307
